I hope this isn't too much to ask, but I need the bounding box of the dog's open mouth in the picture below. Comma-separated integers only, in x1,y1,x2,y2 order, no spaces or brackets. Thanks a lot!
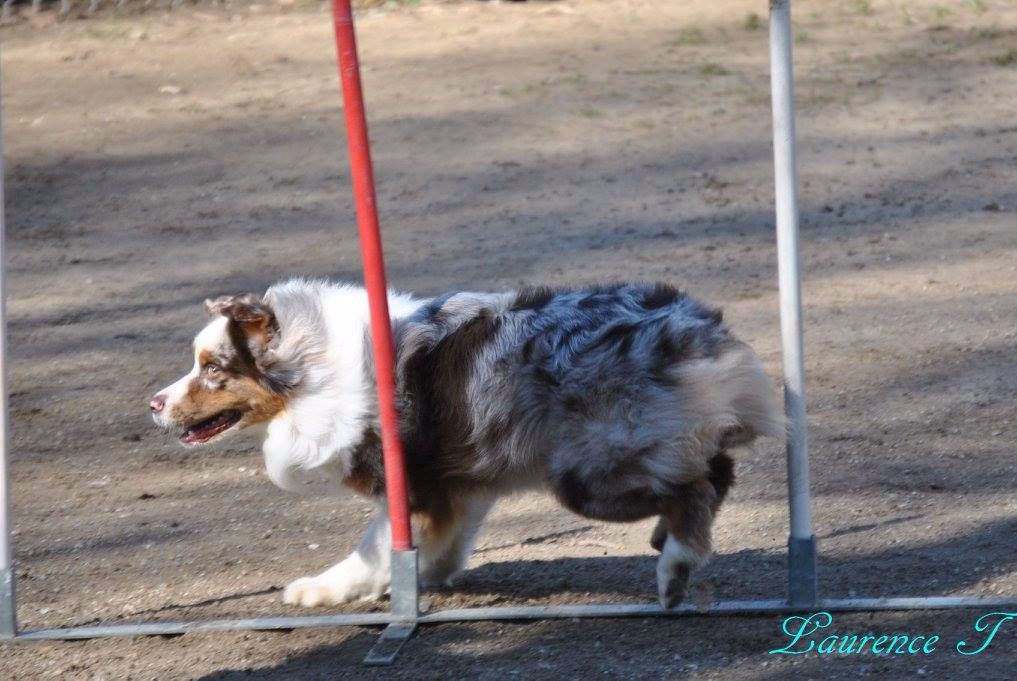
180,410,242,444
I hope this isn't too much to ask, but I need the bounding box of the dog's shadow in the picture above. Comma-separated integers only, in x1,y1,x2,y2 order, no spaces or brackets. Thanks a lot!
444,548,784,602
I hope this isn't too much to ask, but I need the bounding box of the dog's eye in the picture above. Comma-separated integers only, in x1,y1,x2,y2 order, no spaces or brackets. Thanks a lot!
203,363,221,376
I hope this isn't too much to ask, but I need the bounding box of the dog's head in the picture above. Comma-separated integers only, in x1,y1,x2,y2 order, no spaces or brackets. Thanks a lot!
149,293,294,446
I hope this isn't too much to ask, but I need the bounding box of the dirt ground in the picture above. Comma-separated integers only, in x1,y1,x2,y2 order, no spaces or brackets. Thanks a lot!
0,0,1015,677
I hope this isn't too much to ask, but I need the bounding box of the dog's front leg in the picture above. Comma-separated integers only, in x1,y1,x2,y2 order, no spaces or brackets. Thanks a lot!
283,504,391,607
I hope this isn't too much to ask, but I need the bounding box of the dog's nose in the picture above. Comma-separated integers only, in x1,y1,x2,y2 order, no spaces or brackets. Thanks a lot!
149,394,167,413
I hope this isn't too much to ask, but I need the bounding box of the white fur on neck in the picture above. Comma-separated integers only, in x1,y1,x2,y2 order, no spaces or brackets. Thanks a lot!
259,280,422,493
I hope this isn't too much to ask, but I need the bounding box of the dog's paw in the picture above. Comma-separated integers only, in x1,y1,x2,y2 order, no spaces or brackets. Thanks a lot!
655,536,708,609
657,563,691,609
282,576,339,608
282,572,387,608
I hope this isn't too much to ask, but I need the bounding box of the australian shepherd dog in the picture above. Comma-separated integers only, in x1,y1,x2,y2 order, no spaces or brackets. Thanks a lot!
150,279,782,608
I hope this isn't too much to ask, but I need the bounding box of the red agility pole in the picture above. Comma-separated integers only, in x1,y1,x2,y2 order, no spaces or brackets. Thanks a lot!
330,0,413,555
330,0,419,662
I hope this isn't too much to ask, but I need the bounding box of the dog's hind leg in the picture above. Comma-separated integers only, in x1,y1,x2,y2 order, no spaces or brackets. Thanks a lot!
419,495,494,588
656,478,717,609
283,504,392,607
705,452,735,511
650,452,734,553
649,517,668,553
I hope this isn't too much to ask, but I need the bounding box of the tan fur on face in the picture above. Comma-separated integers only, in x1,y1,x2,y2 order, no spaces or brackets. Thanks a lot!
168,369,284,428
163,323,286,432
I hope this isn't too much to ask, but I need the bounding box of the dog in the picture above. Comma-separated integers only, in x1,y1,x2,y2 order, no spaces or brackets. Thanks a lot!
150,279,782,608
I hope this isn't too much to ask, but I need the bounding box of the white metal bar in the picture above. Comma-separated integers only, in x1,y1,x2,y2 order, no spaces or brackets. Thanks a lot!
419,596,1017,622
769,0,817,607
13,596,1017,641
770,0,811,545
16,612,396,641
0,56,16,640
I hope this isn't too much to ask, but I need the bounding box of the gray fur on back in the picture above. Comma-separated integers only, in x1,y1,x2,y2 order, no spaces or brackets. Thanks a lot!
391,282,782,521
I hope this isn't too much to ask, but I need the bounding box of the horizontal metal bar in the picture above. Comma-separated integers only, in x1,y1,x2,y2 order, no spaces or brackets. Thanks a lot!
811,595,1017,612
12,595,1017,642
14,612,395,641
417,596,1017,623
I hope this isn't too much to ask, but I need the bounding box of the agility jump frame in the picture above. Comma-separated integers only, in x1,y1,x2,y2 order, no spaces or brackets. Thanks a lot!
0,0,1014,665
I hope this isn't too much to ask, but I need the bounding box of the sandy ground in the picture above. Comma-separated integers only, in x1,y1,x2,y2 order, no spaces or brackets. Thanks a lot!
0,0,1015,677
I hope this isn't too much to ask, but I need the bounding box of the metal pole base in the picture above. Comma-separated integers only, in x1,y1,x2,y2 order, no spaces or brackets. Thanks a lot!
0,567,15,639
363,548,419,665
788,534,818,608
389,548,419,620
364,622,417,666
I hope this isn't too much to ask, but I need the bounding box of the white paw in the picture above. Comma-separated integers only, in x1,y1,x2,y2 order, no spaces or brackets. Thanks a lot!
282,576,340,608
656,536,709,609
282,570,388,608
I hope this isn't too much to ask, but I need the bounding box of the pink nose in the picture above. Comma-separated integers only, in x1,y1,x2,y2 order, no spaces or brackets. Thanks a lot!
149,394,167,413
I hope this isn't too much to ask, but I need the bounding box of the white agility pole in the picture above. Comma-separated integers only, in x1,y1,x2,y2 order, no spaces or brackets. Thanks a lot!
0,62,16,640
769,0,818,607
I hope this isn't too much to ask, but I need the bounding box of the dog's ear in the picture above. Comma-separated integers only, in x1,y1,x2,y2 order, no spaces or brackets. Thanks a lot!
204,293,278,350
204,294,295,391
204,295,238,317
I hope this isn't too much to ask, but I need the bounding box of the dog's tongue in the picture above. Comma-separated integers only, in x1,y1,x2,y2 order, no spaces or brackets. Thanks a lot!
180,410,240,444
